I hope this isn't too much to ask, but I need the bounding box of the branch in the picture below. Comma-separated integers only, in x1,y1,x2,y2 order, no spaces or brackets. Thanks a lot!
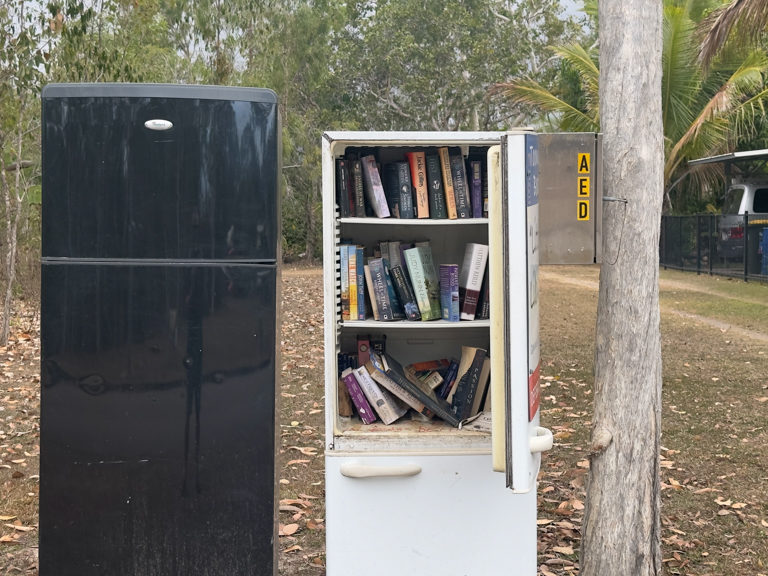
4,161,33,172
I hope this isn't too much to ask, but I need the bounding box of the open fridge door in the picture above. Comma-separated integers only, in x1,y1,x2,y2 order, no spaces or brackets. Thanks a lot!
489,133,553,492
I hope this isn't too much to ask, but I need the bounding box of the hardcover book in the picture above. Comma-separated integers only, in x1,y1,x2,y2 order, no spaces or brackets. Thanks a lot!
365,353,431,418
458,243,489,321
404,245,442,321
353,366,408,425
438,147,458,219
439,263,460,322
389,264,421,321
425,154,448,219
405,151,430,218
336,158,352,217
469,160,483,218
381,163,402,218
395,161,415,219
449,346,488,422
450,154,471,219
340,367,377,424
350,158,365,217
361,154,391,218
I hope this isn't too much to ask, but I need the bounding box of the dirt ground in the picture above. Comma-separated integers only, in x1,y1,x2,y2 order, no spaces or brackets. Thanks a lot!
1,264,767,575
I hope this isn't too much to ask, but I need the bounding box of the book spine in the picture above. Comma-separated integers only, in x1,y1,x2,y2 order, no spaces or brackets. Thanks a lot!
382,163,401,218
356,245,366,320
336,159,351,218
458,243,489,321
390,264,421,321
387,241,402,270
336,353,354,417
341,367,377,424
481,158,489,218
450,349,487,422
351,159,365,217
406,151,430,219
396,161,414,219
365,358,431,417
425,154,447,219
450,154,471,219
438,359,459,399
353,366,406,425
348,245,358,321
476,262,490,320
357,335,371,366
382,258,406,319
369,258,394,321
340,244,350,321
361,155,391,218
404,247,440,321
470,160,483,218
363,264,380,321
439,264,460,322
438,147,458,219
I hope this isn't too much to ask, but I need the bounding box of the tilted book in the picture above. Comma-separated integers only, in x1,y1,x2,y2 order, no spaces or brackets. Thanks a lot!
450,154,471,219
476,262,490,320
353,366,408,425
449,346,488,422
425,154,448,219
340,367,377,424
439,263,460,322
365,353,431,418
395,161,414,219
458,242,489,321
438,147,458,219
363,264,380,321
360,154,391,218
389,264,421,321
405,151,430,219
469,355,491,417
404,245,442,321
379,352,460,427
469,160,483,218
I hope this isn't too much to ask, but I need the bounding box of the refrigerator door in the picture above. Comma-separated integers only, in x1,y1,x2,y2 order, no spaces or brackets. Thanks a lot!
40,263,278,575
490,134,549,492
41,84,279,262
325,452,537,576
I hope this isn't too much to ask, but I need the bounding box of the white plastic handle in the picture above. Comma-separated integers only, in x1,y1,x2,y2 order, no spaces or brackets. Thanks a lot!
340,463,422,478
530,426,554,454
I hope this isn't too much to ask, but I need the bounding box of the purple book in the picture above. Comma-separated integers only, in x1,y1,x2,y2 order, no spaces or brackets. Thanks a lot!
470,160,483,218
341,367,377,424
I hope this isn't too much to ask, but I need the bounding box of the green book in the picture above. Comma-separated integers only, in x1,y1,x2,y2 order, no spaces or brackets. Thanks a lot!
404,245,442,321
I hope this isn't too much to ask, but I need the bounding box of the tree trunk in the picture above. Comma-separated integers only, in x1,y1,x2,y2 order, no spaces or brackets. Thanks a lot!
581,2,664,575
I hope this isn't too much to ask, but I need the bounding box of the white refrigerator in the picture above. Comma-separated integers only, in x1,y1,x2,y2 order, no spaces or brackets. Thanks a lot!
322,131,552,576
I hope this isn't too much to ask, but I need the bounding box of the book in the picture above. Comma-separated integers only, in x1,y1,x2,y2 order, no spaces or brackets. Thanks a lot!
439,263,460,322
363,264,380,321
337,353,355,417
476,262,490,320
425,154,448,219
389,264,421,321
356,245,366,320
446,345,476,404
395,161,414,219
405,151,430,219
350,158,365,217
404,245,442,321
340,367,377,424
437,358,460,399
381,258,406,319
340,244,350,321
450,154,471,219
458,242,489,321
469,355,492,417
365,355,431,419
348,245,358,321
368,258,396,321
469,160,483,218
376,352,460,427
438,147,458,219
361,154,391,218
449,346,488,422
336,158,352,217
353,366,408,425
386,240,402,269
381,163,402,218
357,334,372,366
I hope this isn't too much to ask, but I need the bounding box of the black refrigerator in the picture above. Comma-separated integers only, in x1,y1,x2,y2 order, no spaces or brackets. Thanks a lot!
40,84,280,575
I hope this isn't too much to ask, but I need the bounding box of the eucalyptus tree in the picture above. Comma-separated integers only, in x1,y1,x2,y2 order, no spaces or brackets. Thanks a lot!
495,0,768,211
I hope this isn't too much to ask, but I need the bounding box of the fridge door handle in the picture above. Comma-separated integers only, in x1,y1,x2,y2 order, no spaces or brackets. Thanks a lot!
339,463,422,479
530,426,554,454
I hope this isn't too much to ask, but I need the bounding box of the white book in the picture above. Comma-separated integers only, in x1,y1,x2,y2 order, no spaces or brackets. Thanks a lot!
458,243,489,320
353,366,408,425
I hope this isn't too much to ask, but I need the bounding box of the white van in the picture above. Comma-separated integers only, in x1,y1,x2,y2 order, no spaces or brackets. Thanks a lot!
718,180,768,259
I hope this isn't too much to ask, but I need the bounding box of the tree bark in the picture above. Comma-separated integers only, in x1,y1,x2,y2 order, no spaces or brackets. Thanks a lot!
581,2,664,575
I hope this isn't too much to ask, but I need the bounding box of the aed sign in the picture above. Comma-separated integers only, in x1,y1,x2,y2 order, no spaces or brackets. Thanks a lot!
577,153,591,221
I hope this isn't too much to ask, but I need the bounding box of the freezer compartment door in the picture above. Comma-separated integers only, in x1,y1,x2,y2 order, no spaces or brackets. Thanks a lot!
326,453,537,576
40,263,278,575
42,85,279,261
489,135,551,492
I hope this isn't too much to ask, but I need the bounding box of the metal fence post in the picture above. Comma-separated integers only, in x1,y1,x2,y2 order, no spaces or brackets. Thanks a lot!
696,214,702,275
744,211,750,281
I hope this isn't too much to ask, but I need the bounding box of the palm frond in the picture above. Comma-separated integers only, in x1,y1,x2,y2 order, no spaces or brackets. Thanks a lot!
699,0,768,69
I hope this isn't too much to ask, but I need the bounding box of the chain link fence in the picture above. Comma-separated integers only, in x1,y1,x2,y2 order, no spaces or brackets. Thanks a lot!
660,214,768,281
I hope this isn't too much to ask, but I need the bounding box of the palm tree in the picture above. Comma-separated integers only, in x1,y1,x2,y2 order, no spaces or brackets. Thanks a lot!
700,0,768,68
494,0,768,212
